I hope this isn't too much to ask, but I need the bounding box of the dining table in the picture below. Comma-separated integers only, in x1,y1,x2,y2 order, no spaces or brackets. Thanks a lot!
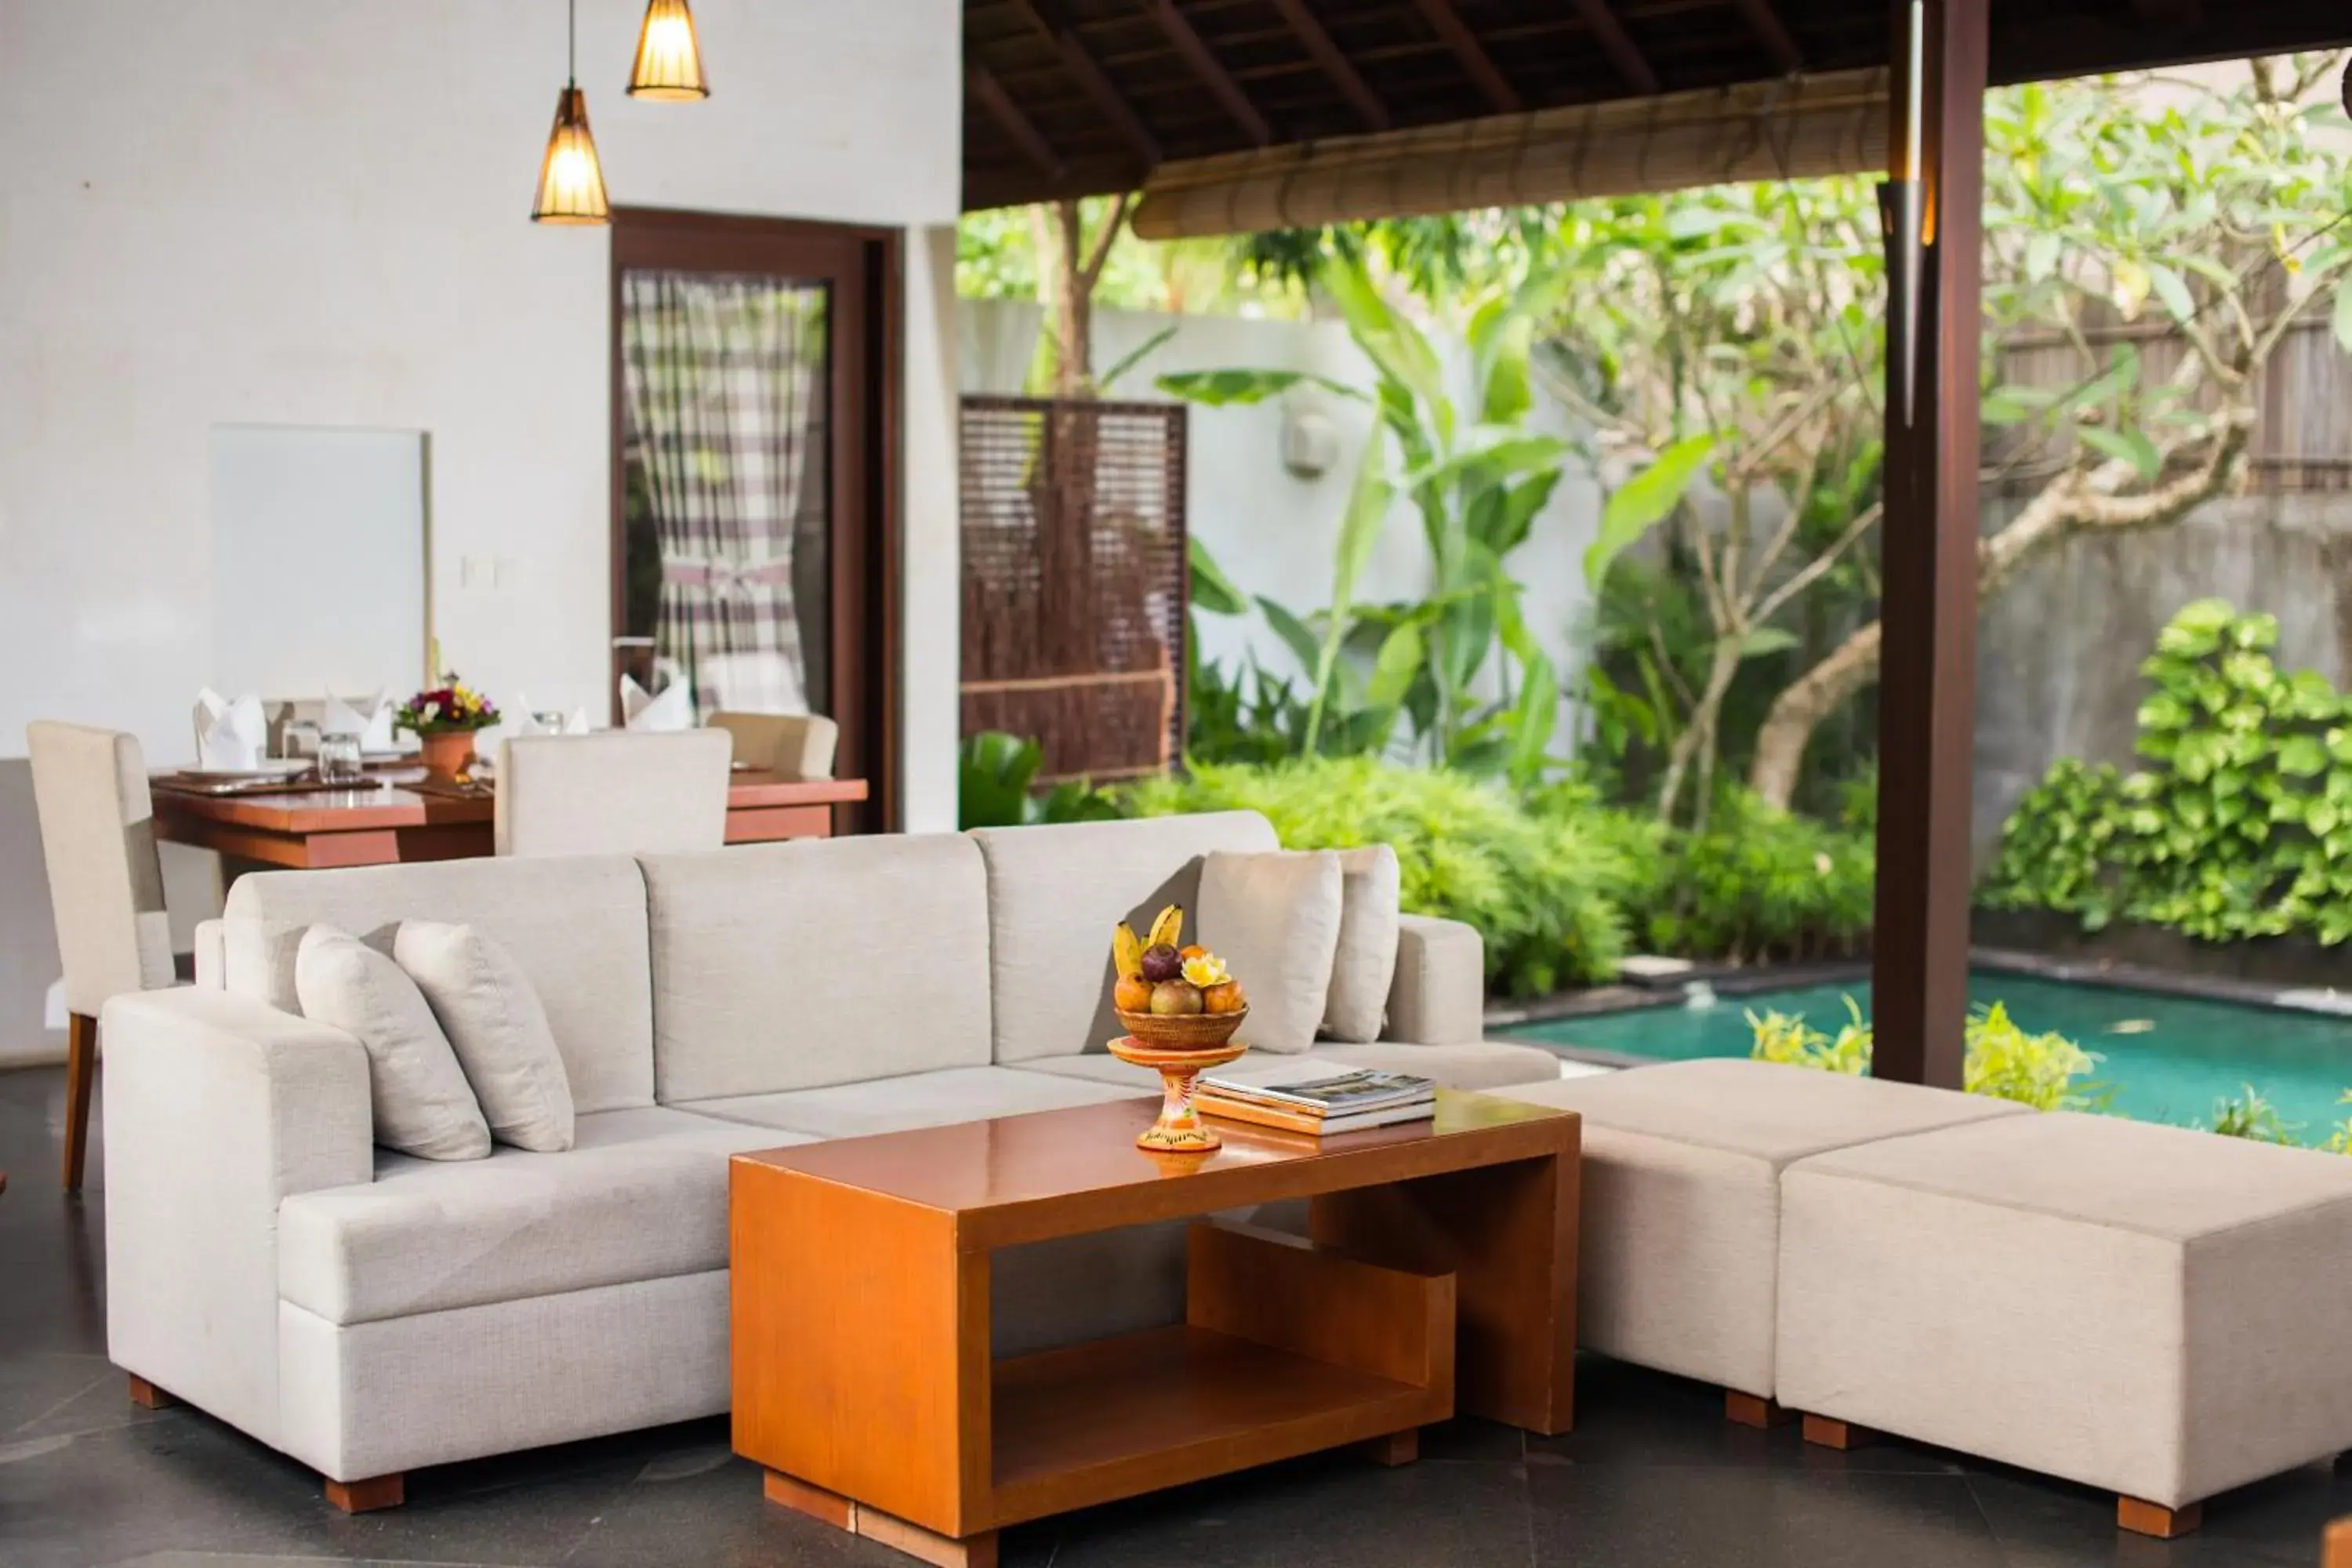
151,766,869,869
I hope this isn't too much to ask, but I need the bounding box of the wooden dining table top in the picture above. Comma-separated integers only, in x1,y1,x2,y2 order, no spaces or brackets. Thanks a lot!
151,767,866,833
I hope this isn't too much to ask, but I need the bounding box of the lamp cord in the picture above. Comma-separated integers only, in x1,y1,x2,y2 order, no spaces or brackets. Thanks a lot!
567,0,577,86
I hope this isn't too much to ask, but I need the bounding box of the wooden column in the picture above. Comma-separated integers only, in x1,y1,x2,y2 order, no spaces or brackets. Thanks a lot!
1869,0,1986,1088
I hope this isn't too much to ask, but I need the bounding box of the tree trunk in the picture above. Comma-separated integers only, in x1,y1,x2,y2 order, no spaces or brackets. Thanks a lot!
1744,408,2252,811
1657,634,1745,827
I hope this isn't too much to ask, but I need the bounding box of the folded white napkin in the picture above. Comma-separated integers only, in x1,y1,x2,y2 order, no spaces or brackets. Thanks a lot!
194,689,267,771
322,689,398,751
619,668,693,733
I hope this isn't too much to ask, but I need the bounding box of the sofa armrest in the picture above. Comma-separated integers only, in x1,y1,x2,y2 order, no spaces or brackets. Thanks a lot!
192,919,227,989
101,989,373,1446
1382,913,1486,1046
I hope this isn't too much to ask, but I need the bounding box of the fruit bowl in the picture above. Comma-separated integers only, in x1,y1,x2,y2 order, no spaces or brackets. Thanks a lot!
1115,1004,1248,1054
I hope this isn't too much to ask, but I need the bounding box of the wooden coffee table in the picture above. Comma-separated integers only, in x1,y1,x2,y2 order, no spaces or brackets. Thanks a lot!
729,1090,1579,1566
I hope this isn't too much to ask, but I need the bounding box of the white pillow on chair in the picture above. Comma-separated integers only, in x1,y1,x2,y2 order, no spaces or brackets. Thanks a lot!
1196,849,1345,1055
394,921,575,1153
1323,845,1402,1043
295,924,490,1161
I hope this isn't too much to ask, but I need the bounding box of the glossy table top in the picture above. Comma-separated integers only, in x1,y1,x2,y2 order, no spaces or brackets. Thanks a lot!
152,767,867,831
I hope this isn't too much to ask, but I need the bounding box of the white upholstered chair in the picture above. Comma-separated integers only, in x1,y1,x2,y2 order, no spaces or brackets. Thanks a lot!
706,710,838,779
493,730,732,858
26,720,177,1190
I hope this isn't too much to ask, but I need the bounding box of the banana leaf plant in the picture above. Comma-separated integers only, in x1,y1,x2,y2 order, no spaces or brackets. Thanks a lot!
1158,252,1574,783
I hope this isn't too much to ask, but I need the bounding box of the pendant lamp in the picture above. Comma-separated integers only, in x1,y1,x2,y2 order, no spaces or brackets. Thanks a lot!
628,0,709,100
532,0,610,224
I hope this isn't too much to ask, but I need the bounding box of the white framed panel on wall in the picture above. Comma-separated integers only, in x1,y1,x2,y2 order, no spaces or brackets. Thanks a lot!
208,425,432,699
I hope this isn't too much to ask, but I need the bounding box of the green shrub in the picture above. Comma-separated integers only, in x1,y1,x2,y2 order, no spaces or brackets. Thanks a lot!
1982,599,2352,946
1747,997,2104,1112
1123,757,1628,996
2211,1086,2299,1144
1599,789,1875,965
957,732,1125,831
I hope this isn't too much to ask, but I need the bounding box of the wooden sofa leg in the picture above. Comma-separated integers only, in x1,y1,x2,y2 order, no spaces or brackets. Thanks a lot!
325,1473,405,1513
2117,1496,2199,1539
1800,1414,1875,1450
125,1374,176,1409
61,1012,96,1192
1725,1391,1793,1428
1360,1428,1419,1466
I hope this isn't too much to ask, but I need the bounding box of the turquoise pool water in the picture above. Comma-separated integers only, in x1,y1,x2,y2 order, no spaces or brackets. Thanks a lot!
1501,973,2352,1134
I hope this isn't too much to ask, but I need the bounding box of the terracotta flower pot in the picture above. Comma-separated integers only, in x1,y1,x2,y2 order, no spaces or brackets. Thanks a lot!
417,730,477,782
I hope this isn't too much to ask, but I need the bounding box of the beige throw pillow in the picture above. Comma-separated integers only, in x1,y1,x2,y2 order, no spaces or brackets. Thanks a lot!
394,921,575,1152
1196,849,1344,1054
1323,845,1401,1043
295,924,490,1160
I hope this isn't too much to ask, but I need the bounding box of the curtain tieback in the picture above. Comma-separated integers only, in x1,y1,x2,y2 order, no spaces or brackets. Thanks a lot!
662,554,793,601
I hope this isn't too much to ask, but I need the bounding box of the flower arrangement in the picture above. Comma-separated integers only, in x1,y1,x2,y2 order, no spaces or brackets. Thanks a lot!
397,674,499,737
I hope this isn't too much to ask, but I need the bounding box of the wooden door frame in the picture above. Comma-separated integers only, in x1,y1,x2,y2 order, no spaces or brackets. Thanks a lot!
609,207,902,832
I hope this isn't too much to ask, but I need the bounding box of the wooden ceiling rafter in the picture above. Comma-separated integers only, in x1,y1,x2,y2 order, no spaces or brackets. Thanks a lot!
1410,0,1524,113
1267,0,1394,130
1007,0,1163,165
1150,0,1275,146
967,62,1065,179
1732,0,1807,71
1570,0,1663,95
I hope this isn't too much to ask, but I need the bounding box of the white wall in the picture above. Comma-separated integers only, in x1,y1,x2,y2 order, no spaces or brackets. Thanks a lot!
0,1,964,1061
959,299,1602,739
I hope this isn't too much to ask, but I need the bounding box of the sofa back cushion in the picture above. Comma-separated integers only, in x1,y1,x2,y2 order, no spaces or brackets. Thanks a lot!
223,855,655,1112
639,833,993,1102
969,811,1280,1063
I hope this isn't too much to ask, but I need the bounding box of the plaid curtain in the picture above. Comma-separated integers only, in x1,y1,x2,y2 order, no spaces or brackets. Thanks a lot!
619,269,828,718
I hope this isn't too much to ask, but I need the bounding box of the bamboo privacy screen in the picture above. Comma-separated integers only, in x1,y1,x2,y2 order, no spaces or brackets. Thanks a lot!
960,397,1187,780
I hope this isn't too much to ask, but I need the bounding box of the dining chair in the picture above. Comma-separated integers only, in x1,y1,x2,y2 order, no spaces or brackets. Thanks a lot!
707,710,838,779
493,730,733,858
26,720,177,1191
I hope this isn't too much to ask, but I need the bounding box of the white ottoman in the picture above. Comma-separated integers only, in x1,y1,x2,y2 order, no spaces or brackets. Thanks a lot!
1777,1111,2352,1537
1498,1058,2024,1410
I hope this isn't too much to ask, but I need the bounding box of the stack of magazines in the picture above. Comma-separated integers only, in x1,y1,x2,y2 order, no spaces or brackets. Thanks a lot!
1196,1067,1436,1136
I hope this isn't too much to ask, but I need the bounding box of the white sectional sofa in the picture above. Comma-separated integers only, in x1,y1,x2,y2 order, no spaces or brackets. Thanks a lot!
101,811,1557,1503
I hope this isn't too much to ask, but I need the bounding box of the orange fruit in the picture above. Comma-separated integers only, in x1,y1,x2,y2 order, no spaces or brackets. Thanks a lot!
1180,944,1207,960
1202,982,1244,1014
1114,975,1153,1014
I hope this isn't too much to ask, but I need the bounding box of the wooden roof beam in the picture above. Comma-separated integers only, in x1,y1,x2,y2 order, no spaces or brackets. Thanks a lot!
1730,0,1804,73
1150,0,1272,146
1410,0,1522,114
1269,0,1393,131
967,63,1065,180
1571,0,1661,96
1009,0,1162,166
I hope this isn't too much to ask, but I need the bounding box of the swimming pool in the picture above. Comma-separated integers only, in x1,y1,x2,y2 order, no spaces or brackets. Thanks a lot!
1500,973,2352,1135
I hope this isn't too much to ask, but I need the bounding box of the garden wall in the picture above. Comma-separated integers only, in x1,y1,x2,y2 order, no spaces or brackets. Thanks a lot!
958,299,1606,738
1974,489,2352,858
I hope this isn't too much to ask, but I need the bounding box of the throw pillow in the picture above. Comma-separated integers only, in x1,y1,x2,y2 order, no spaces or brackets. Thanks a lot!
393,921,575,1152
1196,849,1345,1054
295,924,491,1161
1323,845,1401,1043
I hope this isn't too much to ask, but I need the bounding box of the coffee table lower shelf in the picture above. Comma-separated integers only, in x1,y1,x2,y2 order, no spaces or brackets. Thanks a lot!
991,1322,1439,1525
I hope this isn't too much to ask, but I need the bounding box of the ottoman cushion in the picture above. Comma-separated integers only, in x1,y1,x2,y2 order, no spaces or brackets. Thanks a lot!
1777,1112,2352,1508
1501,1058,2026,1396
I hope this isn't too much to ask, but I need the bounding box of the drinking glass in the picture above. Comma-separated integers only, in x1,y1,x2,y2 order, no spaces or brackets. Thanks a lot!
318,731,365,785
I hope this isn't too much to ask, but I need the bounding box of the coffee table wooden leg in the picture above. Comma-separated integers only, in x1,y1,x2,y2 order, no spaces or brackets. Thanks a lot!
1359,1428,1419,1467
764,1468,996,1567
1308,1142,1579,1436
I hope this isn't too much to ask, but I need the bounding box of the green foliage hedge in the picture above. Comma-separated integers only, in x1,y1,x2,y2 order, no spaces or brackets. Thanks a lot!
1982,600,2352,946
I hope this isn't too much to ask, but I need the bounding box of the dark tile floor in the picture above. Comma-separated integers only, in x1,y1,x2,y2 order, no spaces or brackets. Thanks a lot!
5,1065,2349,1568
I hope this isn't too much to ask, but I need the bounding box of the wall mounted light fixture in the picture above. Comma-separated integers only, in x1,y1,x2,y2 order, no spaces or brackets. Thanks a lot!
532,0,610,224
629,0,710,100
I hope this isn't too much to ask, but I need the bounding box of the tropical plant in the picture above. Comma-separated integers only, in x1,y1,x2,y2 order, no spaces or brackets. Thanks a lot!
2212,1085,2301,1143
1121,757,1628,995
1980,599,2352,946
1748,998,2105,1112
1617,789,1875,964
956,731,1124,831
1159,250,1575,785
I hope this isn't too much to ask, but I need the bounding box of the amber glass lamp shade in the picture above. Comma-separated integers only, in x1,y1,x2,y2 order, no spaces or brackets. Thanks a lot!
532,85,609,225
628,0,708,100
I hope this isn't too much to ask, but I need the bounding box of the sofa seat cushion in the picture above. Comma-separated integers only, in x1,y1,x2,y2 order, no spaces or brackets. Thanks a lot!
1020,1038,1563,1094
1777,1112,2352,1508
1495,1059,2027,1397
278,1106,803,1326
681,1065,1151,1140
